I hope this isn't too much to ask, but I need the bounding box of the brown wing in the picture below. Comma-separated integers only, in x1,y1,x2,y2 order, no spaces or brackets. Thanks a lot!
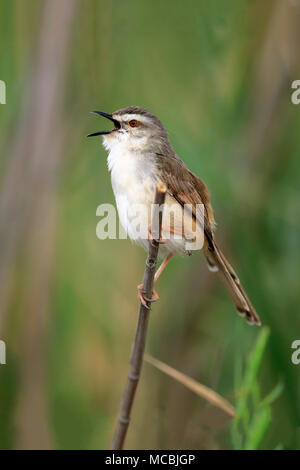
156,154,215,249
156,154,260,325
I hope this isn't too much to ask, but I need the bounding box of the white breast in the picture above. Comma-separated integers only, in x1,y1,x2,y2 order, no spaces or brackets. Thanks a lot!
106,142,198,256
107,144,157,248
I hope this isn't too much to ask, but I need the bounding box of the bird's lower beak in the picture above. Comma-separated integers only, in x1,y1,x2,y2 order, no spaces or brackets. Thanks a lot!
87,111,120,137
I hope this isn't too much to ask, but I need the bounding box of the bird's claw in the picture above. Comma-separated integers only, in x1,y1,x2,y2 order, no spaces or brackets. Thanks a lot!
137,284,159,307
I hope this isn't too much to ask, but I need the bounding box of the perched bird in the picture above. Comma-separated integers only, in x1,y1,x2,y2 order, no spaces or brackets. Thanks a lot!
88,106,260,326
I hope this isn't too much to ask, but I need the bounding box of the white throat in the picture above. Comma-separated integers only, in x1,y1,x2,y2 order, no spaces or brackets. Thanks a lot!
104,137,157,188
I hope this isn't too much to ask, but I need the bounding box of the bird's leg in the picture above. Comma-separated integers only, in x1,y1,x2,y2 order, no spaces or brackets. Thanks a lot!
137,254,173,307
139,223,181,306
161,225,185,238
154,254,173,284
147,224,186,244
137,284,159,308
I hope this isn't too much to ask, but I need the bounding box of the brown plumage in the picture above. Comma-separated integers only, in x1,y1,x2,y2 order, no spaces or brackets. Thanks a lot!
156,153,261,326
90,105,261,326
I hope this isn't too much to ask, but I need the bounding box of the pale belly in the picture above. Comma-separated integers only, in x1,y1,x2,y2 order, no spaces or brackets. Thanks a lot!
108,150,203,257
113,184,204,256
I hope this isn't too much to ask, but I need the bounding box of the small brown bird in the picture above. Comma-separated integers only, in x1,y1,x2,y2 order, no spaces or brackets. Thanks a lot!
88,106,261,326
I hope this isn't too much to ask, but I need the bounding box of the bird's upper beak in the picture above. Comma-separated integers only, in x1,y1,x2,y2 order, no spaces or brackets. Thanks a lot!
87,111,120,137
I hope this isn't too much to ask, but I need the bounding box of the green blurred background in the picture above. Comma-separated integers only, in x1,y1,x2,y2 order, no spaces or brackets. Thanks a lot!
0,0,299,450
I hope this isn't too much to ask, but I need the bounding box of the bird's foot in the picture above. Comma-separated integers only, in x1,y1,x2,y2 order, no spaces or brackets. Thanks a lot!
137,283,159,308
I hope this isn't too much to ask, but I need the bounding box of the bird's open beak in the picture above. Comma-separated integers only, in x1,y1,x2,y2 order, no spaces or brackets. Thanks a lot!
87,111,120,137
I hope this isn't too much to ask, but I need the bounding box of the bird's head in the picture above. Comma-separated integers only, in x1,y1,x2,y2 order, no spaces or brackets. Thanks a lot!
88,106,170,153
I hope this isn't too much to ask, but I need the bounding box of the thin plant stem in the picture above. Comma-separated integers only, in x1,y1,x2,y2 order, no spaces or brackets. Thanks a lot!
111,183,167,450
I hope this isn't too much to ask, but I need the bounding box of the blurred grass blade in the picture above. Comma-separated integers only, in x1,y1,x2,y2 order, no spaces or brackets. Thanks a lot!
231,326,277,450
244,406,271,450
244,327,270,390
144,354,235,418
235,326,270,429
259,381,284,408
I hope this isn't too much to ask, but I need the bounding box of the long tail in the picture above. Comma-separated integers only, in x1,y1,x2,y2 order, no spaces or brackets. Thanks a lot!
205,241,261,326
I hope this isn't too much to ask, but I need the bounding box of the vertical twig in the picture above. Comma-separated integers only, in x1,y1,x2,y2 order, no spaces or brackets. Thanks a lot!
111,183,167,450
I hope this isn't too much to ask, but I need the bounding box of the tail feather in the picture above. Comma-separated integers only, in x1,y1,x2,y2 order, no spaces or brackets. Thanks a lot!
206,242,261,326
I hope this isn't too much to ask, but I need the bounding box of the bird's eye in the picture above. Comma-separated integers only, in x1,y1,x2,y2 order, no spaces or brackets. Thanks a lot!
128,119,138,128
